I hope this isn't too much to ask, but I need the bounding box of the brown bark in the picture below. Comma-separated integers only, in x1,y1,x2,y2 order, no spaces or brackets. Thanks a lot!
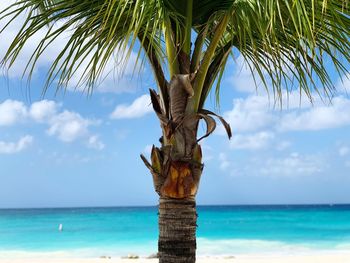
158,197,197,263
140,73,230,263
141,74,201,263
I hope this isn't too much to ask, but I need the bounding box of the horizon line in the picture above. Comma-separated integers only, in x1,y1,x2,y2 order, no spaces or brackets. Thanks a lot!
1,203,349,210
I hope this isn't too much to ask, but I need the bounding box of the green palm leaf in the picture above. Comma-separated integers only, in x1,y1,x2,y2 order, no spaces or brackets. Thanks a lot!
1,0,350,109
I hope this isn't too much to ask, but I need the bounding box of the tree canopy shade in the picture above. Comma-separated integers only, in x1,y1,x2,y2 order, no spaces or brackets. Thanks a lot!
1,1,350,263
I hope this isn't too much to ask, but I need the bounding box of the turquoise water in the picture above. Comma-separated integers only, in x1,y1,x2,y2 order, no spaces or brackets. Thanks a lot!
0,205,350,257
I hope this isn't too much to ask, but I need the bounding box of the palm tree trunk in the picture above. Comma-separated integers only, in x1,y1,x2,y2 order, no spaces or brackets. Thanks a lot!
158,197,197,263
140,73,207,263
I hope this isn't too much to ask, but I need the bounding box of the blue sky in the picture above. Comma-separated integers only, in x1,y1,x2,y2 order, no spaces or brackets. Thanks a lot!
1,1,350,208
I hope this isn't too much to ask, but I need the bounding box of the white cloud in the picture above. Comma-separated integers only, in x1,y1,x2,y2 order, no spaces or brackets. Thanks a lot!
201,143,214,162
227,54,294,95
0,1,140,93
339,146,349,157
29,100,59,122
86,135,105,150
279,91,316,109
276,141,291,151
222,95,275,133
0,99,60,126
0,98,104,149
110,94,152,119
0,100,27,126
0,2,70,78
30,100,104,148
47,111,94,142
227,56,261,93
45,110,104,149
218,92,308,151
66,50,140,94
0,135,33,154
221,93,350,136
260,152,323,177
278,96,350,131
219,153,231,171
230,132,275,150
215,151,326,178
336,73,350,94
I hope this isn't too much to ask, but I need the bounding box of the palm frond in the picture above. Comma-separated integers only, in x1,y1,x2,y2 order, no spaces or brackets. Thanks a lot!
226,0,350,103
0,0,166,94
1,0,350,110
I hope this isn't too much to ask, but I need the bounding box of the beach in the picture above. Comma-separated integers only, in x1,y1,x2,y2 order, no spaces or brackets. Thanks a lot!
1,253,350,263
1,206,350,262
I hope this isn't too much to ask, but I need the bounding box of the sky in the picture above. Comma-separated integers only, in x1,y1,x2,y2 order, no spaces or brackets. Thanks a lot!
1,2,350,208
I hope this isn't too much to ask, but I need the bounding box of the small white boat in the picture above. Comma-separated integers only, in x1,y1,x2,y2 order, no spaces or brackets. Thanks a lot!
58,224,63,231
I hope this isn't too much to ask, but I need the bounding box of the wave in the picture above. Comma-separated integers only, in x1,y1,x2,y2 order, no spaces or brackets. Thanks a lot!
197,238,350,256
2,239,350,259
0,246,155,259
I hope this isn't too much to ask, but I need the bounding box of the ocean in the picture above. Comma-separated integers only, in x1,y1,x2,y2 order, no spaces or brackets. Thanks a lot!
0,205,350,258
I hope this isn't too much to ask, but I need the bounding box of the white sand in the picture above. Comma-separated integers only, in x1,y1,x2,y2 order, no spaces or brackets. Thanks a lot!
1,253,350,263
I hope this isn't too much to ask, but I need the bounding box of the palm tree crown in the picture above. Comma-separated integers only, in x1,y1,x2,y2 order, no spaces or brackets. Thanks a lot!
1,0,350,111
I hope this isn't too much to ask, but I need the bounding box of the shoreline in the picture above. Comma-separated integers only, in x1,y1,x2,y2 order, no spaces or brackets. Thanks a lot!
1,252,350,263
2,240,350,261
1,247,350,258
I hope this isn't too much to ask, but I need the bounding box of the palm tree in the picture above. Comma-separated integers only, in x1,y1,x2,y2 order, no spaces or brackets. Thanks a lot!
1,0,350,262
